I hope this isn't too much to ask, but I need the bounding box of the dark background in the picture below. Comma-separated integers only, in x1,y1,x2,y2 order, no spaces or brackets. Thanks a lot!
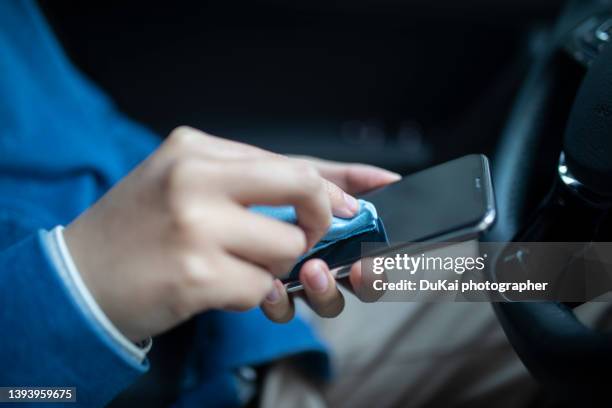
39,0,563,174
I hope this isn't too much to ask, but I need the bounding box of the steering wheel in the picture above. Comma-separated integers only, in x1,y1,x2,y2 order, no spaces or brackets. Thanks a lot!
485,0,612,403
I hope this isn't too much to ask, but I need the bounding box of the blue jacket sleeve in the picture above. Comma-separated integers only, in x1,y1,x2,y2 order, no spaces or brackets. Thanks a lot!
0,229,147,407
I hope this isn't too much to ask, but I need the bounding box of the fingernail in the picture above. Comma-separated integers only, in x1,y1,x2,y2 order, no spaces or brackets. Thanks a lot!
387,171,402,180
306,264,329,293
344,193,359,215
265,283,281,304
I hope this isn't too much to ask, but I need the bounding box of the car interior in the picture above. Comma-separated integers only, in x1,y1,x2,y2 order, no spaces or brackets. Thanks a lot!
38,0,612,405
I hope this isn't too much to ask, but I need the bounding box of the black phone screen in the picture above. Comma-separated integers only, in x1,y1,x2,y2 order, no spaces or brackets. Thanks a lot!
361,154,494,244
284,155,495,291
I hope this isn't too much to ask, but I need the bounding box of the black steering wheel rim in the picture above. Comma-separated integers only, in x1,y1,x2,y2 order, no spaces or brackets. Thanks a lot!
485,0,612,402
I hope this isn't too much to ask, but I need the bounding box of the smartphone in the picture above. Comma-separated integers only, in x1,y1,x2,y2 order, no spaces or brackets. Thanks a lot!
284,154,496,293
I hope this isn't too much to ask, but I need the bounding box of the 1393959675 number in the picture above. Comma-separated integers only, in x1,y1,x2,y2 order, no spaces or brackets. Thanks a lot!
1,387,76,402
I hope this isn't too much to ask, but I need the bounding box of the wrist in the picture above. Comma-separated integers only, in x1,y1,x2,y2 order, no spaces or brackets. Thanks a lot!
46,226,152,360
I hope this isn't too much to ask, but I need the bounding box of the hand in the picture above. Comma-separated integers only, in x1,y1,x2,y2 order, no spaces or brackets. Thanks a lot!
64,127,368,342
261,157,401,322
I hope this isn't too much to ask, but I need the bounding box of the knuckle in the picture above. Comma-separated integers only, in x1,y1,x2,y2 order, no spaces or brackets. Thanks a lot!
163,159,195,195
292,162,322,193
166,200,197,235
168,198,198,232
283,228,307,258
325,181,344,201
165,254,212,320
162,160,210,232
167,126,198,148
177,253,214,290
177,254,210,286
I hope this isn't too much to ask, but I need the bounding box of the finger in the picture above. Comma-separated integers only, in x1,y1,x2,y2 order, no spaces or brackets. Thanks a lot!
261,279,295,323
294,157,401,194
165,133,361,227
209,159,332,248
323,179,360,219
300,259,345,317
213,204,307,277
341,164,401,193
341,259,386,302
168,131,360,219
191,253,274,312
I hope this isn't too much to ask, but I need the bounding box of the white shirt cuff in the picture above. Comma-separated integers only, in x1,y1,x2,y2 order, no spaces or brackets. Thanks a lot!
43,225,151,363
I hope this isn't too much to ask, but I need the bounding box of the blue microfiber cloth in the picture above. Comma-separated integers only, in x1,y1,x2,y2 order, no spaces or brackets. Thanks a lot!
252,199,378,253
252,200,387,279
